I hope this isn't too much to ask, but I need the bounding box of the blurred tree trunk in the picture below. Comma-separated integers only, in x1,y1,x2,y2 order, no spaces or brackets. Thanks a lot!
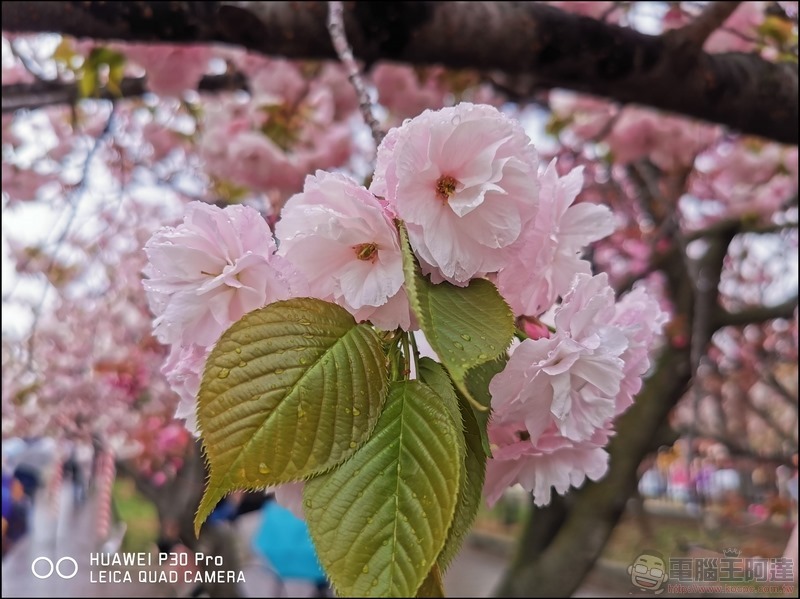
496,346,690,597
119,442,243,598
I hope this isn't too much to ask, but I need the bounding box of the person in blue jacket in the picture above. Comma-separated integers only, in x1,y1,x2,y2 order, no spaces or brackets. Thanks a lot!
252,494,330,597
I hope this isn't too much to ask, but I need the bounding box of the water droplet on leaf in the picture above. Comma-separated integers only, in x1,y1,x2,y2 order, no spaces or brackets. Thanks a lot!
352,408,361,416
258,463,270,474
218,369,230,379
460,334,471,341
453,342,464,350
235,347,242,354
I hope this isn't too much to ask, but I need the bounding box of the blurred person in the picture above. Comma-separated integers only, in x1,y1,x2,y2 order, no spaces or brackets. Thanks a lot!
1,475,30,559
668,459,690,504
638,466,664,499
694,458,716,507
11,437,57,502
252,495,330,597
710,459,741,504
72,440,93,504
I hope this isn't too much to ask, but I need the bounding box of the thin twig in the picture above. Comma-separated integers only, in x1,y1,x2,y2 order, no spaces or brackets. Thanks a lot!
24,104,117,370
327,1,384,147
671,2,742,48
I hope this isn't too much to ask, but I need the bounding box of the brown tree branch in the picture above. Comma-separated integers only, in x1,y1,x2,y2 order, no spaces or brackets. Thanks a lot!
1,72,247,113
673,427,795,465
686,217,799,242
713,297,798,330
1,1,797,144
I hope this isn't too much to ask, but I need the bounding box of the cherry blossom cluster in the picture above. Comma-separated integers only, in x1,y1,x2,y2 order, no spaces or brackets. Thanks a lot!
143,102,666,508
197,54,357,209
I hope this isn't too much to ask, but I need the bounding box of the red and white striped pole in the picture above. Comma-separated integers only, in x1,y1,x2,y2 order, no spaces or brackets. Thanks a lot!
95,448,116,542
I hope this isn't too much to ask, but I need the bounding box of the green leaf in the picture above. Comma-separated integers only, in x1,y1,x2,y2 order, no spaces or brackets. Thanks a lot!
304,380,462,597
462,356,508,456
77,65,98,99
416,564,445,597
418,358,487,570
195,298,388,534
398,222,514,407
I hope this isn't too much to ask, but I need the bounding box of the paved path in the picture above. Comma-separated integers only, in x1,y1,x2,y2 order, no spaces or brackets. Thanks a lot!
2,487,615,598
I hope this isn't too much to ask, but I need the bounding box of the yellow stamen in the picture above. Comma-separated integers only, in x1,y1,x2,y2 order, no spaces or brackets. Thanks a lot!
435,175,458,202
353,242,378,262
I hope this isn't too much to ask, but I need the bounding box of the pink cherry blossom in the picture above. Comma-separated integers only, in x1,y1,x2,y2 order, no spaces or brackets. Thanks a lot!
497,160,615,316
276,171,411,330
490,274,628,443
143,201,306,346
609,285,669,412
371,103,539,284
119,43,211,97
372,63,447,121
162,343,208,435
483,420,610,506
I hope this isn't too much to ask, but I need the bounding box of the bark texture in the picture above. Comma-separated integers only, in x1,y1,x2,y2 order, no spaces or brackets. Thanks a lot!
2,1,797,144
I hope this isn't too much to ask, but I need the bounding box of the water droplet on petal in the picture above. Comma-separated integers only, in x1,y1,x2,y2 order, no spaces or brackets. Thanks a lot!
403,118,412,126
258,463,270,474
451,115,461,125
218,368,230,379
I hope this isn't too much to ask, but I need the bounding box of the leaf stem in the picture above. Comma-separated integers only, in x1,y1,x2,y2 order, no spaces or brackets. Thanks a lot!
401,332,411,379
408,332,421,380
